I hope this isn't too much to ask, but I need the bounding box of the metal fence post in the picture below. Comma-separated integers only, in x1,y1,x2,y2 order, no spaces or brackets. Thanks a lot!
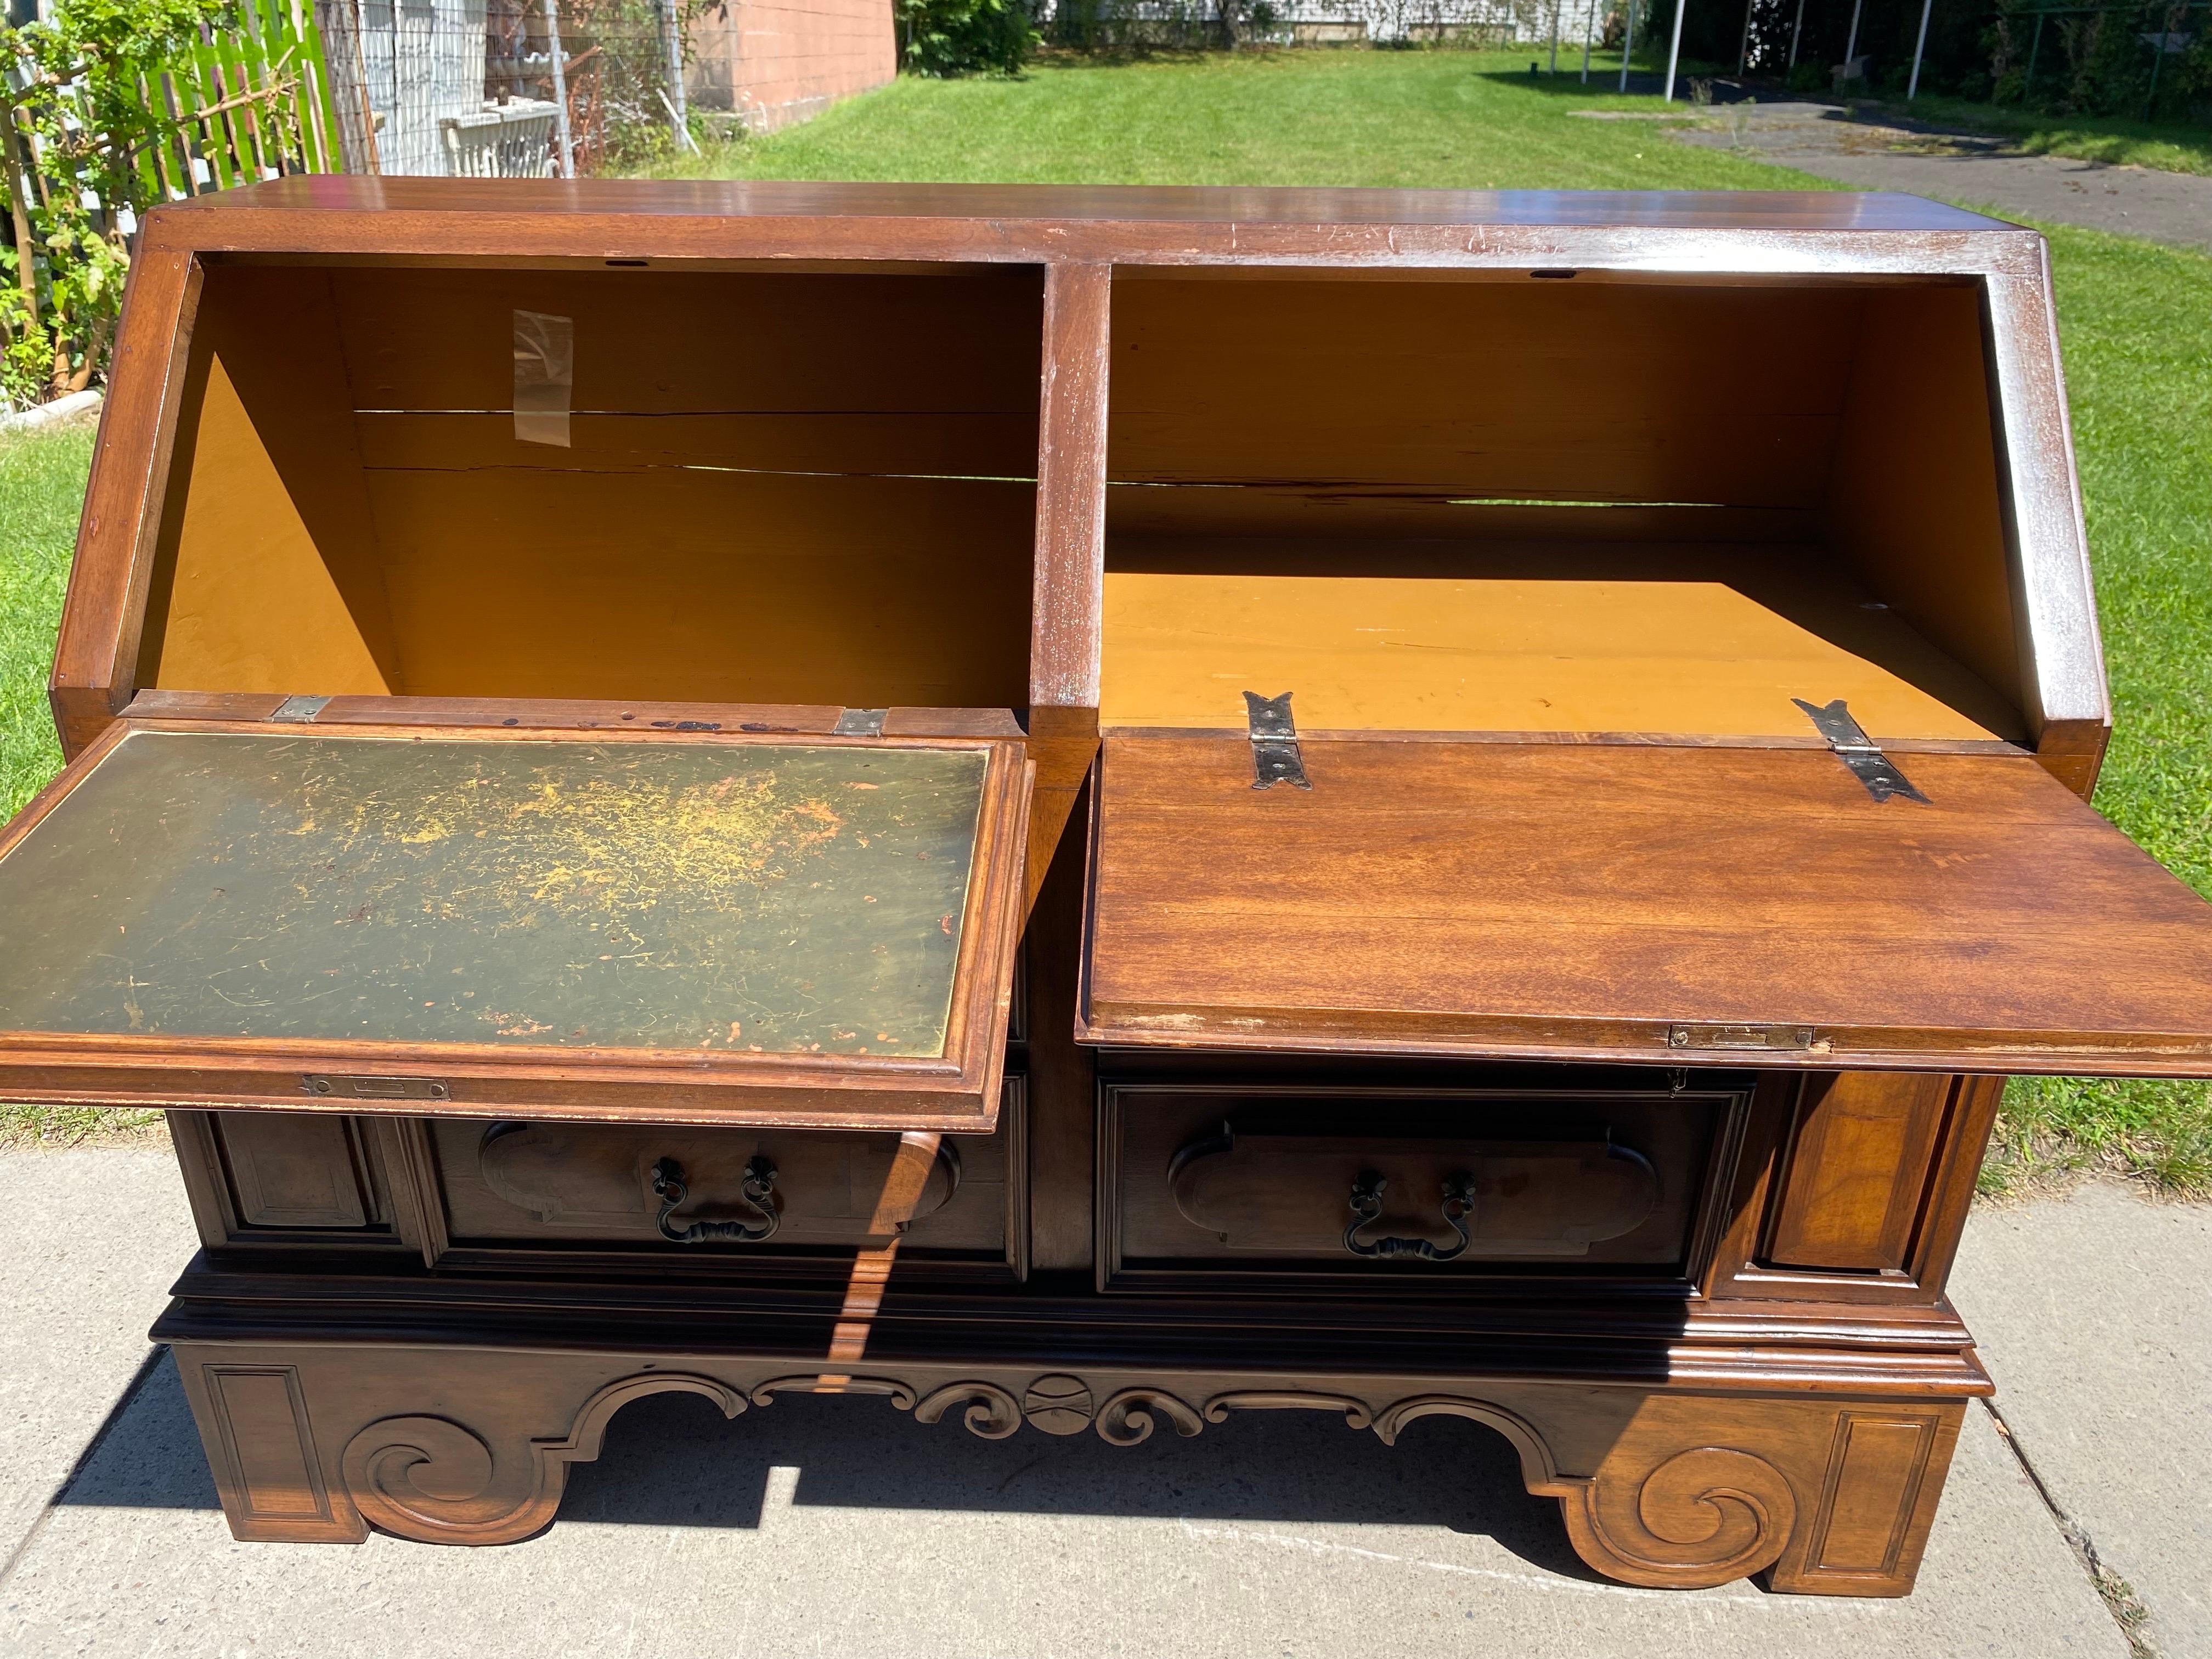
544,0,574,177
1906,0,1933,96
1618,0,1639,90
658,0,692,149
1663,0,1686,98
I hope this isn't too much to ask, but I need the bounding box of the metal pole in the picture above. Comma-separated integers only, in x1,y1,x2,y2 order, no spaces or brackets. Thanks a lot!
1663,0,1686,98
1581,0,1596,78
2145,0,2173,119
1737,0,1754,72
1906,0,1933,96
1550,0,1562,70
1787,0,1804,65
2025,8,2043,92
1843,0,1864,80
658,0,693,150
544,0,574,178
1618,0,1639,90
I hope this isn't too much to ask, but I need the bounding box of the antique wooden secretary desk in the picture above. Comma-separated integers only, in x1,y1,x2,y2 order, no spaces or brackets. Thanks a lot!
8,180,2212,1595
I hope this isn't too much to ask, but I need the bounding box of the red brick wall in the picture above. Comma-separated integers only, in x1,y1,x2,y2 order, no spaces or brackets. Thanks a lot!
687,0,896,132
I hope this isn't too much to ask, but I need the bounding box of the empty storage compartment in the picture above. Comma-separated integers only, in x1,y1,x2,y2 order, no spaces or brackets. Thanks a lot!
137,259,1046,708
1101,271,2025,744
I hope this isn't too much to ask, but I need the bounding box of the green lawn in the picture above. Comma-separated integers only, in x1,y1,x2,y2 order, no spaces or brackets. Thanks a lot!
0,420,89,823
653,50,1805,189
4,51,2208,1183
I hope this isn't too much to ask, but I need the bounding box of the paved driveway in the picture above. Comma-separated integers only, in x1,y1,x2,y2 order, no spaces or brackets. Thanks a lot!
1669,100,2212,249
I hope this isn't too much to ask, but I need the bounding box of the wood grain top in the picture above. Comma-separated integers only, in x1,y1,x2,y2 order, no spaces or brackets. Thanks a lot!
152,178,2020,233
1082,736,2212,1075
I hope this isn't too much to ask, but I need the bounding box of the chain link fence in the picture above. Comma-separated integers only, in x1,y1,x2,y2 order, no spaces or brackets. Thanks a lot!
314,0,692,177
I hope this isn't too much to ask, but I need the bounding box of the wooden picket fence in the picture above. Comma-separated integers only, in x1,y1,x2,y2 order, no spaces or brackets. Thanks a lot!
131,0,342,198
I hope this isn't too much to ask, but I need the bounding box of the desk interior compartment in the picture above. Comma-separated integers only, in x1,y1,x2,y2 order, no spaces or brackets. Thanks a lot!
135,258,1044,711
1102,270,2028,745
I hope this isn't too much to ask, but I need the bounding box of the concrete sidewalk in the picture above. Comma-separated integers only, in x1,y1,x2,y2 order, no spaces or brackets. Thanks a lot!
1,1148,2201,1658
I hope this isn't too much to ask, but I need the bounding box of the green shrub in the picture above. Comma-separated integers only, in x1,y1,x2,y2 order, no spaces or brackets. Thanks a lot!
896,0,1039,76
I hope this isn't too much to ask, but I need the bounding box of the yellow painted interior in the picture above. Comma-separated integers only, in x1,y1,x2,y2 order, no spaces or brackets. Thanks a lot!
152,356,390,696
145,262,1041,708
1101,569,2015,741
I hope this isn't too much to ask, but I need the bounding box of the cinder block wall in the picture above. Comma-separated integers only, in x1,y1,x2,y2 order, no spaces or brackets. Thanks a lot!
687,0,896,132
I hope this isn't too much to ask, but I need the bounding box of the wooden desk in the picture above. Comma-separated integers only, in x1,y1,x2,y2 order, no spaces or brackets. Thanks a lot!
5,180,2208,1596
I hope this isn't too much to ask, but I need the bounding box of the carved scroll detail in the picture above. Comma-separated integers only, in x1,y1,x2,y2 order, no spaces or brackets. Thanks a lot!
1095,1388,1205,1446
341,1373,744,1546
343,1416,503,1541
915,1382,1024,1440
1369,1395,1566,1491
1561,1446,1798,1590
1204,1391,1375,1430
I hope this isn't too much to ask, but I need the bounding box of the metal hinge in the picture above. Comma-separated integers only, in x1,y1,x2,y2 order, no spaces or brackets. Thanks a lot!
833,708,887,736
1244,691,1310,791
268,695,331,723
302,1074,450,1101
1667,1023,1819,1053
1792,697,1929,804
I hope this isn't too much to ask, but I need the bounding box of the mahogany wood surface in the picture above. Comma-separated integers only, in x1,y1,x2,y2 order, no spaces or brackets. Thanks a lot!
149,177,2019,232
1765,1074,1951,1272
49,249,200,754
1084,736,2212,1074
162,1328,1964,1594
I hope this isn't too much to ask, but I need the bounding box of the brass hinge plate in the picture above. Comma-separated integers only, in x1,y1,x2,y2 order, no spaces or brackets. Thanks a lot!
1667,1023,1819,1052
302,1074,452,1101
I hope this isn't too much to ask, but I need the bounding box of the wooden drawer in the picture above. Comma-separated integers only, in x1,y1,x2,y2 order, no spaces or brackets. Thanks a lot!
412,1078,1025,1277
1099,1081,1737,1291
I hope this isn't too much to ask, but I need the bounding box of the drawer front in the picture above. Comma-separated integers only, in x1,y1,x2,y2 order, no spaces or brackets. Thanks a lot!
176,1111,407,1253
421,1077,1023,1274
1101,1082,1734,1290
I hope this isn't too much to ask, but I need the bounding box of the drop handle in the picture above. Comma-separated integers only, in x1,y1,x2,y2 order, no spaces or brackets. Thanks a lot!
650,1155,780,1244
1344,1170,1475,1262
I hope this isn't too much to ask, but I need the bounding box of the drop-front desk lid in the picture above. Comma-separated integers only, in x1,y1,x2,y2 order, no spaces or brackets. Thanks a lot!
1079,735,2212,1076
0,716,1030,1127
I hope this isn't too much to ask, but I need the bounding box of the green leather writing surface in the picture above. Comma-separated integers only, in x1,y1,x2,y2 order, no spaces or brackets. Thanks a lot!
0,730,986,1057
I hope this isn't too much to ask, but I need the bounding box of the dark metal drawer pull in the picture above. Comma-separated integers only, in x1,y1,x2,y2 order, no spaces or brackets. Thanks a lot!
650,1155,780,1244
1344,1170,1475,1262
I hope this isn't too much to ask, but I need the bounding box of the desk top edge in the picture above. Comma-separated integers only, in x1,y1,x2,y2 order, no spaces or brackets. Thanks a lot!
146,178,2027,239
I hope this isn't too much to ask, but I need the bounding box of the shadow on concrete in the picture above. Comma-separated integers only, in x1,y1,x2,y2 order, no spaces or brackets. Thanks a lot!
57,1353,1597,1582
1474,68,1774,101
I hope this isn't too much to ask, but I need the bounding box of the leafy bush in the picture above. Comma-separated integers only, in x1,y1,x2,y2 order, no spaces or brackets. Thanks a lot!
896,0,1039,75
1,0,235,407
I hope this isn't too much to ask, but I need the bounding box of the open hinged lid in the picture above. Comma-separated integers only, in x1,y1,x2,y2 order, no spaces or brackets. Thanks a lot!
0,710,1030,1127
1079,732,2212,1076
